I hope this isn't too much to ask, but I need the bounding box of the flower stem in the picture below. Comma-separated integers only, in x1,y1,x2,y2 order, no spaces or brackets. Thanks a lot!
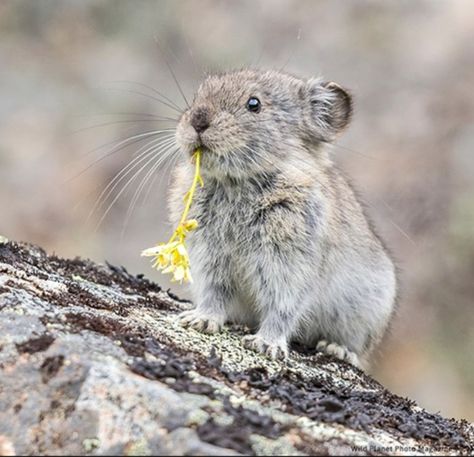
169,148,202,243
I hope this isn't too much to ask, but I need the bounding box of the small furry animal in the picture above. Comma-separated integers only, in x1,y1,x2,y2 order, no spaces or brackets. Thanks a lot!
170,69,396,368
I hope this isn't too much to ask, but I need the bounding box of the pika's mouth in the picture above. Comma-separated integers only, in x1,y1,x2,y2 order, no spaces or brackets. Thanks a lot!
198,144,211,154
190,138,211,156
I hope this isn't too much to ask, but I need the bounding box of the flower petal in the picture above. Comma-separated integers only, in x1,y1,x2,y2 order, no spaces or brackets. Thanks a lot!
173,265,185,282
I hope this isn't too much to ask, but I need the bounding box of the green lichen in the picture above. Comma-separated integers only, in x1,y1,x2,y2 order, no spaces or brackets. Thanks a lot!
83,437,100,453
184,408,210,427
250,435,303,456
124,438,152,456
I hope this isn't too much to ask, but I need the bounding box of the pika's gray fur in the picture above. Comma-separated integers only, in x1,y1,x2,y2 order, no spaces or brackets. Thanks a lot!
170,69,396,368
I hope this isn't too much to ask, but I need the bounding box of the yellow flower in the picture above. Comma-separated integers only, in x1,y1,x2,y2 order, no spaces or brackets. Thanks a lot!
142,238,193,283
141,241,179,269
141,149,203,283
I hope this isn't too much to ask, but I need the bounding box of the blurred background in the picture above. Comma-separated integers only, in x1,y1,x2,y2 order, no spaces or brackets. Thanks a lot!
1,0,473,421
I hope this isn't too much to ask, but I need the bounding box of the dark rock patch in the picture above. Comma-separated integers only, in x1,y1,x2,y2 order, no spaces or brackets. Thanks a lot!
16,334,55,354
40,355,65,383
224,368,472,454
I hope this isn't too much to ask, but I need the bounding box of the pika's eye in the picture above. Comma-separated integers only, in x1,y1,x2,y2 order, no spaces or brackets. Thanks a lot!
246,97,261,113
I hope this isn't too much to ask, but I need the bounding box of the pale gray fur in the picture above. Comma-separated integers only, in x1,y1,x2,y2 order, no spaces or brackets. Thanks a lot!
170,69,396,368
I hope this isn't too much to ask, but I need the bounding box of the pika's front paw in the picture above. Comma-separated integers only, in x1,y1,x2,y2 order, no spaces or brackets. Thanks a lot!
316,340,361,368
178,310,224,334
242,334,288,360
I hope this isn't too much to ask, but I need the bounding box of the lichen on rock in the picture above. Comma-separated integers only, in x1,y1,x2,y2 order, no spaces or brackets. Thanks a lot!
0,241,473,456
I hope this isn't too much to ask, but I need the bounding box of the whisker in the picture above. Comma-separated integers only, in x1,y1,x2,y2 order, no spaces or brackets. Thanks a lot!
279,27,302,71
94,148,167,231
154,36,190,109
253,145,413,247
142,147,182,208
75,112,179,120
165,147,182,187
324,140,382,162
104,87,183,115
83,128,176,159
67,131,175,183
121,145,180,237
237,112,383,162
70,118,177,135
182,33,204,79
88,136,176,221
74,137,168,216
368,195,416,246
108,80,184,113
88,140,167,219
128,142,178,212
386,218,416,246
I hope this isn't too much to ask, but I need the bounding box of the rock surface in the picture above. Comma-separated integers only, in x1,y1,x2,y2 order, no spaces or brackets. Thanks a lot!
0,240,472,456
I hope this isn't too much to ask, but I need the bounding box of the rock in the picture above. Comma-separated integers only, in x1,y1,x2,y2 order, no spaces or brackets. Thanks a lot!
0,240,472,456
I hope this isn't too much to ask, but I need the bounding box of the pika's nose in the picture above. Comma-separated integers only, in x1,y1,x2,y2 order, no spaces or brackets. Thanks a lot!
190,106,210,134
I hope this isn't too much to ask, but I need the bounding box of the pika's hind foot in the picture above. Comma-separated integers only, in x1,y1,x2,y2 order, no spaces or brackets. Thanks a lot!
242,334,288,360
178,310,224,334
316,340,360,368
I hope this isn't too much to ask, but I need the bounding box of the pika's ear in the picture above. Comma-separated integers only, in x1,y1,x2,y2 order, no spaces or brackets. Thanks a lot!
304,78,353,139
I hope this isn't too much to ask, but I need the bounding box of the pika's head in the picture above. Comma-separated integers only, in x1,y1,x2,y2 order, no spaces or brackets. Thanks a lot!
176,69,352,178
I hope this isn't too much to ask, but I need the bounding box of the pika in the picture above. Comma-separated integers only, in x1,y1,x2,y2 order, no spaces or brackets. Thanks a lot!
170,69,396,368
